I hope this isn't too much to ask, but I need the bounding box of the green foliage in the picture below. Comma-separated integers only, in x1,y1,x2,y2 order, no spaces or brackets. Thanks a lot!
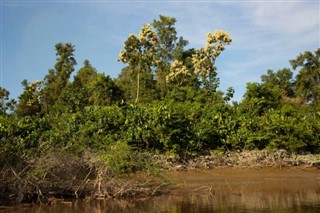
40,106,125,152
55,60,123,113
121,102,236,157
57,59,98,112
0,87,16,115
0,115,19,157
15,80,44,117
43,43,77,108
290,48,320,103
1,16,320,182
223,103,320,153
242,82,282,115
152,15,188,62
89,73,123,106
261,68,295,97
98,141,158,175
99,141,135,175
0,113,51,159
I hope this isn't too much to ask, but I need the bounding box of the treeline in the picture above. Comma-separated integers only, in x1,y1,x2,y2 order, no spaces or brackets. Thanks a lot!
1,15,320,164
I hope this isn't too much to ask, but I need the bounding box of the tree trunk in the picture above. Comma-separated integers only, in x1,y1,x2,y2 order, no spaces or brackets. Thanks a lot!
135,71,140,104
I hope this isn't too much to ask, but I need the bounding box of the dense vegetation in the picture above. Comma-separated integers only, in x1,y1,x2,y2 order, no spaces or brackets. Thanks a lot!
1,15,319,179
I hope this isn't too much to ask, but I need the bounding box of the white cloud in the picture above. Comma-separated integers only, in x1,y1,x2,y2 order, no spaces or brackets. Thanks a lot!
246,2,319,34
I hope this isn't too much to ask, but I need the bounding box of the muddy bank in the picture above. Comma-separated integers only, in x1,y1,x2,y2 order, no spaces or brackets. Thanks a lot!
2,167,320,213
0,150,319,208
157,150,320,171
160,167,320,213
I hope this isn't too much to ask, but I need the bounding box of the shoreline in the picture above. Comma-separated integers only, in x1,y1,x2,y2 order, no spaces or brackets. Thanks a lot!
2,166,319,212
0,150,319,208
162,150,320,171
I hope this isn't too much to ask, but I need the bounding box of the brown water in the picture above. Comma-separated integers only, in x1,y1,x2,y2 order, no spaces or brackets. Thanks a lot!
2,167,320,213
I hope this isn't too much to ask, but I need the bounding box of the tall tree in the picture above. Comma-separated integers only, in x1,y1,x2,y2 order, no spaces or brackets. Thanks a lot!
152,15,188,91
118,24,158,104
117,16,191,102
192,30,232,86
43,43,77,108
191,30,232,100
290,49,320,103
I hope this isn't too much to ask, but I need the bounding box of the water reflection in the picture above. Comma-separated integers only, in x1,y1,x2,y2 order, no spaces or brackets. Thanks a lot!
2,168,320,213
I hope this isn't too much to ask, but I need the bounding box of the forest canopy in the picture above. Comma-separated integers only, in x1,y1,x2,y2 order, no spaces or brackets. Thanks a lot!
1,15,319,164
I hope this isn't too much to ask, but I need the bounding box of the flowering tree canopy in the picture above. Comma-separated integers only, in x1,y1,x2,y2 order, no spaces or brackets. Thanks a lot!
166,60,191,85
192,30,232,83
118,24,158,104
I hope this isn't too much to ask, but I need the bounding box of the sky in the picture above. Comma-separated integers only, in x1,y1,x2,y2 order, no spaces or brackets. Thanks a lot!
1,0,319,102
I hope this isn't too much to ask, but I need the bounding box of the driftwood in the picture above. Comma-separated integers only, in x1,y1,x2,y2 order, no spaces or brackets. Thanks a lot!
0,152,168,207
1,150,318,207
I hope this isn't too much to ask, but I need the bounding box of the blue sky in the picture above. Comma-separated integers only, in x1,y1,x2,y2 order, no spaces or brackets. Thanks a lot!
1,0,319,102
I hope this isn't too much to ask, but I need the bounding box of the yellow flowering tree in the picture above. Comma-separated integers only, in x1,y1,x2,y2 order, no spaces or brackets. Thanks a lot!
166,60,192,86
152,15,188,92
192,30,232,92
118,24,158,104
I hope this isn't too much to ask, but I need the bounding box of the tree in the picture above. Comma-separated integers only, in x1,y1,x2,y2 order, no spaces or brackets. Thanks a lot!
242,82,282,115
165,60,192,86
118,24,158,104
116,67,134,101
57,60,123,111
0,87,16,115
290,49,320,103
43,43,77,108
241,67,296,115
165,49,198,89
74,59,98,86
261,68,295,98
191,30,232,101
15,80,44,117
56,60,98,112
152,15,188,92
117,15,191,103
89,73,123,106
192,30,232,85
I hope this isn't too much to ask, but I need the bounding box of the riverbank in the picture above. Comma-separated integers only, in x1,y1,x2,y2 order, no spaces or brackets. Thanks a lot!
2,166,320,213
1,150,319,208
159,150,320,171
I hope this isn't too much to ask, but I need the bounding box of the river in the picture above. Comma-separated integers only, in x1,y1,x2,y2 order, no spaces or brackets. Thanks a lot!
2,167,319,213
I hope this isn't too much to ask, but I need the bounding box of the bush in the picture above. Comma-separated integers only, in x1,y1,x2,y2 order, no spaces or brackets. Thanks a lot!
224,104,320,153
